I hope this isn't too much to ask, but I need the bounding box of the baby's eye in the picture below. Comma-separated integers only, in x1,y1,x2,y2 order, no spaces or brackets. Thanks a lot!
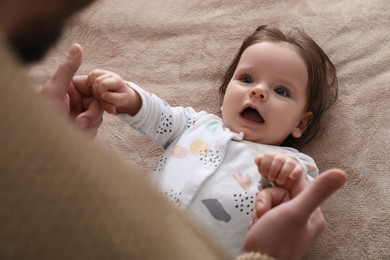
241,75,254,84
274,87,290,97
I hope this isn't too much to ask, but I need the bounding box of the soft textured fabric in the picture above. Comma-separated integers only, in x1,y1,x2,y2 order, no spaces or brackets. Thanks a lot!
28,0,390,258
119,82,318,256
0,32,231,260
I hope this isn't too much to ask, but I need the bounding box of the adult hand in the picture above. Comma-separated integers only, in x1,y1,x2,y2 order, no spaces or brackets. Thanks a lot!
40,43,103,137
242,168,347,260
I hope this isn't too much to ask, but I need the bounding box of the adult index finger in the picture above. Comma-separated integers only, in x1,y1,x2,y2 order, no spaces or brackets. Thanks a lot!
291,168,347,220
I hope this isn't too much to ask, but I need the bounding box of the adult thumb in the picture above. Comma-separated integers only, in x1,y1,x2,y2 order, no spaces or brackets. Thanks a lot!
292,168,347,220
43,43,83,96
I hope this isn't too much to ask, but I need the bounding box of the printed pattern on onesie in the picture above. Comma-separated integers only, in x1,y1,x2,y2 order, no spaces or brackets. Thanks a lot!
117,82,319,256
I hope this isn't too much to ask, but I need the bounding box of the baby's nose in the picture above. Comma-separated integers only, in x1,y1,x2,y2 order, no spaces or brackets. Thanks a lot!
249,86,268,101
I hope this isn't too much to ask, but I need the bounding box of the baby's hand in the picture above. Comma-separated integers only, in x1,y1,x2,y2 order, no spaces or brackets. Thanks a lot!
87,69,132,114
255,153,305,191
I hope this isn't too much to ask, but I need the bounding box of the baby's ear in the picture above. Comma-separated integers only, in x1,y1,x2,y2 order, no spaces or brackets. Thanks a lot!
291,112,313,138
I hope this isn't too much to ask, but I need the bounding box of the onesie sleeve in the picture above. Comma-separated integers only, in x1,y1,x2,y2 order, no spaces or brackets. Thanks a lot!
117,82,202,149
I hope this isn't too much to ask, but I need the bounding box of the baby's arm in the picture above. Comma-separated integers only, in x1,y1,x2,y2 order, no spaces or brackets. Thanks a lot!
255,152,309,191
87,69,142,115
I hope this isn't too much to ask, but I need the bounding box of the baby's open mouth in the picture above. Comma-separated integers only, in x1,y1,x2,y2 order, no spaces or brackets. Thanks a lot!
240,107,264,123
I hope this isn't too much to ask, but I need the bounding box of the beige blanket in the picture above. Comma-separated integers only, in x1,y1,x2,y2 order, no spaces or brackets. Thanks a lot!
29,0,390,259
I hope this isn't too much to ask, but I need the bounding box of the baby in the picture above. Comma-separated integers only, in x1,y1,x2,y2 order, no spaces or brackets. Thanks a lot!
87,25,338,256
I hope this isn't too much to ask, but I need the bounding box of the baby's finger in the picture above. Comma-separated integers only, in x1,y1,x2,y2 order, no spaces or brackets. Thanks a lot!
289,164,304,181
87,69,109,84
87,70,107,96
275,159,295,185
100,91,126,106
267,155,284,182
254,155,263,168
258,154,273,177
93,74,113,97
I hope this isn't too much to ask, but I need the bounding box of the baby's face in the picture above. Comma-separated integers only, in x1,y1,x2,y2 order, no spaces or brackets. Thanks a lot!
221,41,312,145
